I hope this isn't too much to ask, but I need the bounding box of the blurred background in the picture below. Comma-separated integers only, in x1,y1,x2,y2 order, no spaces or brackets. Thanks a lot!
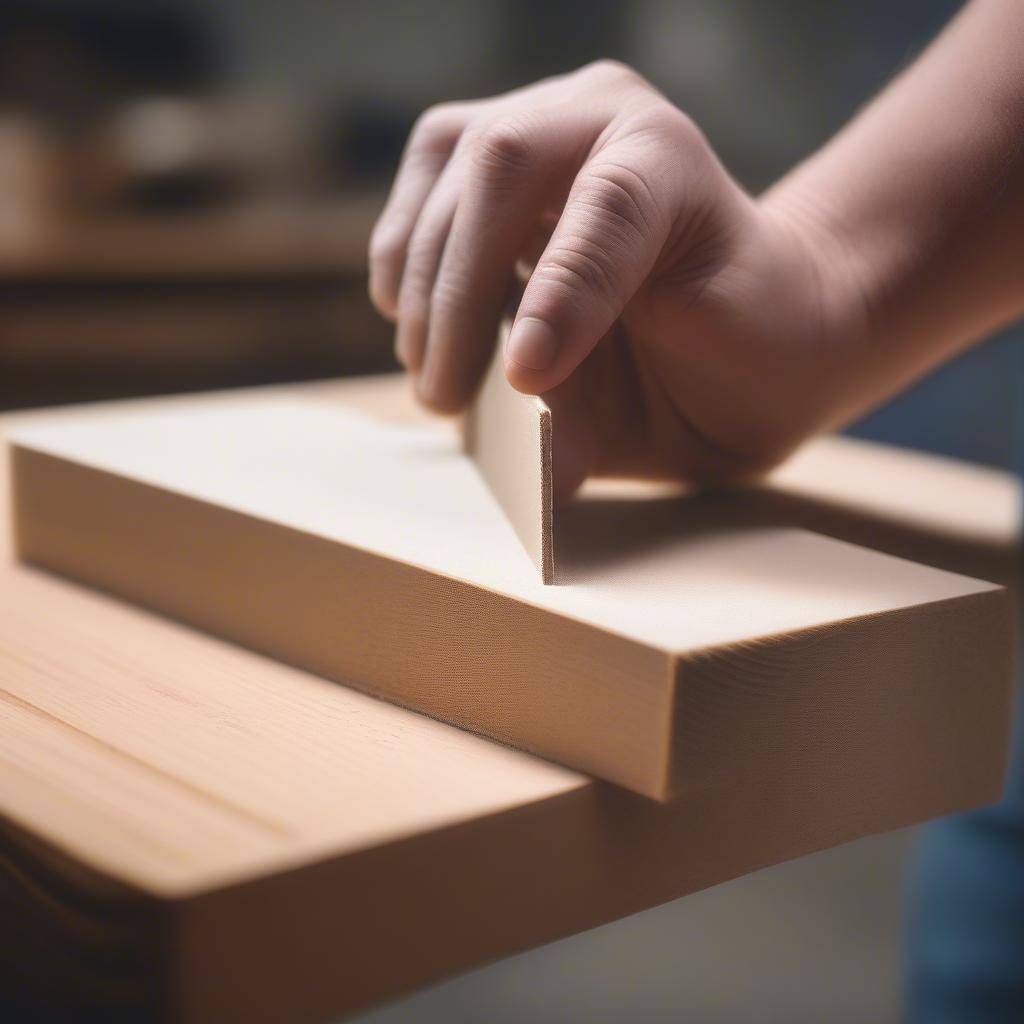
0,1,1017,1022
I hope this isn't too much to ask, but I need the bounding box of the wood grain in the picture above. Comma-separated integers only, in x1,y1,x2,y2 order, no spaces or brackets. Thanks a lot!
1,376,1017,1022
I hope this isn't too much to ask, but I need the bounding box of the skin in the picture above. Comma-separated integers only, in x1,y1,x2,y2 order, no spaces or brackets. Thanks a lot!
368,0,1024,500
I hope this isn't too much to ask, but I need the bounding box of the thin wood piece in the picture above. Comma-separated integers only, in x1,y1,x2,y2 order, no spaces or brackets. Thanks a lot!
9,386,1012,800
464,339,554,582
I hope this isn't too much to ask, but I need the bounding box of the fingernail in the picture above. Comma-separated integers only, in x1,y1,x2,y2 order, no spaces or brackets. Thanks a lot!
505,317,560,371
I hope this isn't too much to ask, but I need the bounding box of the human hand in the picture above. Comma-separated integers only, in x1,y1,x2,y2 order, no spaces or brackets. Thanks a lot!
368,61,868,498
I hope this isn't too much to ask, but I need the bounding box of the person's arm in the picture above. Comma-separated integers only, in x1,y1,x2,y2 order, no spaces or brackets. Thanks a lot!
764,0,1024,427
368,0,1024,494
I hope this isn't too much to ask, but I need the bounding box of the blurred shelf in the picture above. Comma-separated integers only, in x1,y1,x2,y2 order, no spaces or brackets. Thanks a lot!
0,195,384,281
0,194,396,409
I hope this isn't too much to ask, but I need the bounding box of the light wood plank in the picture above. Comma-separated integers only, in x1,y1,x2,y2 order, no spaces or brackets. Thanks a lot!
10,389,1011,798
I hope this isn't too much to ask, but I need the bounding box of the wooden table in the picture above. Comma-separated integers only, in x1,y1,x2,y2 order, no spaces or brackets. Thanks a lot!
1,377,1018,1023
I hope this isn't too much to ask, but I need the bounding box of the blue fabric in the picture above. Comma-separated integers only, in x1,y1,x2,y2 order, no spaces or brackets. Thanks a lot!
908,687,1024,1022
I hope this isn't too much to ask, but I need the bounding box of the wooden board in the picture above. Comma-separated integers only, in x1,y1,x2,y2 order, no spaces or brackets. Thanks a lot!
9,385,1015,798
464,341,554,583
0,376,1017,1023
9,389,1012,801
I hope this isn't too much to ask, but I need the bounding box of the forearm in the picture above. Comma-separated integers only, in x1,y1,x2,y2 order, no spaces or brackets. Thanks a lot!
764,0,1024,420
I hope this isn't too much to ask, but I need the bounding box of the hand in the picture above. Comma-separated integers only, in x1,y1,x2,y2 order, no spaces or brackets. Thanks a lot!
368,61,867,498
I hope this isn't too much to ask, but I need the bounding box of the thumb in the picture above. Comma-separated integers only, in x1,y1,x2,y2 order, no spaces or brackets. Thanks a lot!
503,155,671,394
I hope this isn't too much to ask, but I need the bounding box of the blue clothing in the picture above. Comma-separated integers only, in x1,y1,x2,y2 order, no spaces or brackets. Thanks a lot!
909,685,1024,1022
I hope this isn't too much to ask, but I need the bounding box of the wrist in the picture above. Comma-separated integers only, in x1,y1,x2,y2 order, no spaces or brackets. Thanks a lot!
758,183,876,361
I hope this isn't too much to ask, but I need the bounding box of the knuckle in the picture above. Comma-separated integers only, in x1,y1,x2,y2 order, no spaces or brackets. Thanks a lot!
469,117,536,181
578,166,655,237
410,103,464,154
582,58,643,88
368,229,402,269
572,159,669,248
657,106,705,149
536,242,617,304
624,104,705,153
